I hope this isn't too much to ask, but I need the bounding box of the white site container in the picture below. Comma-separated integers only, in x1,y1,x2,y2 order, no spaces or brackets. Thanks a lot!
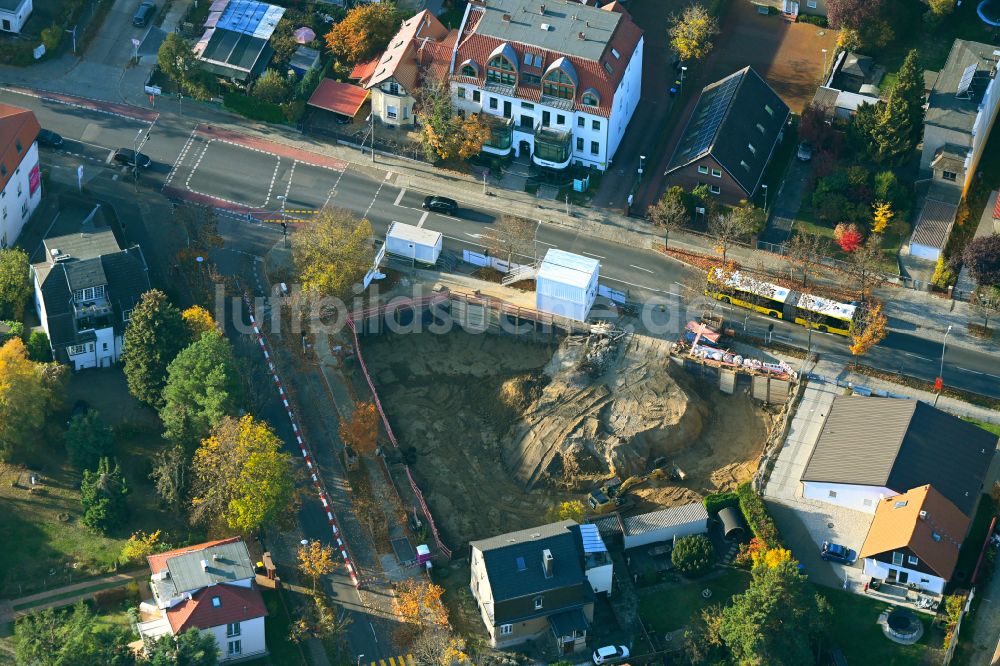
535,248,599,322
385,222,443,265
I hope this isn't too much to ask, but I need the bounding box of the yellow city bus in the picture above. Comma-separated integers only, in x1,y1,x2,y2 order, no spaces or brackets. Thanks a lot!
705,268,857,337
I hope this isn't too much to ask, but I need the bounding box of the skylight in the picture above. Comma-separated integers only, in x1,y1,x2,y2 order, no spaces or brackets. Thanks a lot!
211,596,222,607
894,501,908,509
516,556,526,572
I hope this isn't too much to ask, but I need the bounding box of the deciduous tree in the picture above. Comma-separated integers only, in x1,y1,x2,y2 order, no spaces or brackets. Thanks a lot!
298,540,337,593
972,286,1000,329
190,415,297,533
174,205,223,253
545,500,586,524
418,80,492,162
324,2,399,64
119,530,163,566
290,593,350,644
668,4,720,62
963,235,1000,287
787,232,829,287
0,338,63,460
123,290,190,409
847,234,886,295
340,401,379,455
65,409,115,470
26,330,52,362
80,457,130,534
14,602,136,666
157,33,197,87
143,628,219,665
0,247,31,320
411,627,469,666
394,580,449,628
834,223,862,252
253,68,292,104
182,305,219,338
827,0,883,32
161,330,243,448
850,300,888,357
291,207,374,300
872,201,893,234
647,186,689,248
488,215,536,268
708,210,754,263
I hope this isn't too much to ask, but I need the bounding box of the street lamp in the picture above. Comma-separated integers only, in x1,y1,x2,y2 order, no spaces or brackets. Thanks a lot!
761,183,768,215
935,324,953,405
638,154,646,177
821,48,829,79
357,655,365,666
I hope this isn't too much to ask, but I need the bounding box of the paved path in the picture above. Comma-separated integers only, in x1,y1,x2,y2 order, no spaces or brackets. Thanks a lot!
0,569,148,623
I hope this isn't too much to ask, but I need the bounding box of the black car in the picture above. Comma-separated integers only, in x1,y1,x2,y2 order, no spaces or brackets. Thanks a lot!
821,541,855,564
133,1,155,27
113,148,152,168
37,128,64,148
422,195,457,215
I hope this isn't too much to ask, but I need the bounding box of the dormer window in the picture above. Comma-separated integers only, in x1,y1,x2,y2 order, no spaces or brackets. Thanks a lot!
460,59,480,78
487,49,517,86
603,61,613,75
611,47,620,60
581,88,600,107
764,104,774,116
543,58,578,101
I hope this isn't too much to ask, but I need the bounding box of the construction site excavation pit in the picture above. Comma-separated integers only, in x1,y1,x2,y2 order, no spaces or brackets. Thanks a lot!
362,329,774,548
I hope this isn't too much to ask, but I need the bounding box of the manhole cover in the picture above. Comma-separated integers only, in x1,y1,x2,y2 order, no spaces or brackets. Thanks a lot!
818,30,826,35
827,522,834,528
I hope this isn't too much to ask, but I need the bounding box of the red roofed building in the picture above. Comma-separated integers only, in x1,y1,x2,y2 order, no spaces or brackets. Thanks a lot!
0,103,42,249
136,537,267,661
448,0,643,170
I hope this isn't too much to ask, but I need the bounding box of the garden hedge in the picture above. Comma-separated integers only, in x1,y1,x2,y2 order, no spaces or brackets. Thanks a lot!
736,482,782,548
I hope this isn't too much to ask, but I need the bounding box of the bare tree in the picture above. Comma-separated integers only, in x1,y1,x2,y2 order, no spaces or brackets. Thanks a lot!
787,233,830,287
847,235,886,297
708,210,754,264
971,285,1000,330
149,445,188,510
647,186,689,249
488,215,536,267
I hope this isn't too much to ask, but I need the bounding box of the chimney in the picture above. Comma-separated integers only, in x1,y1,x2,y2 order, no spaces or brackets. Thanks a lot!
540,3,546,14
542,549,554,578
502,12,511,21
200,559,209,571
919,510,927,519
578,31,585,40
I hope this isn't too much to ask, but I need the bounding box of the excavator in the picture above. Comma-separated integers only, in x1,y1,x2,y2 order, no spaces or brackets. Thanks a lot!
587,458,687,514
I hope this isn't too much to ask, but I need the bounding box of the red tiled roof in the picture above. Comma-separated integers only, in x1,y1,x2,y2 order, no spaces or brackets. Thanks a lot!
307,80,370,117
349,58,380,86
148,537,242,575
993,190,1000,221
0,104,40,194
166,583,268,634
368,10,450,91
451,4,643,118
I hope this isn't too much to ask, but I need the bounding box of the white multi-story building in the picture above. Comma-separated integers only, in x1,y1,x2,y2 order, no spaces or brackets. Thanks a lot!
447,0,643,171
0,103,42,249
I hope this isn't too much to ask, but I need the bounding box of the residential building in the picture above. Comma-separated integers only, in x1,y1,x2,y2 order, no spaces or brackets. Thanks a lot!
748,0,827,20
0,0,32,34
364,10,455,127
136,537,267,661
449,0,644,171
812,51,883,121
193,0,285,83
621,502,709,550
907,182,961,262
469,520,611,652
859,485,970,595
0,103,41,249
664,67,789,206
31,210,150,370
800,396,996,517
920,40,1000,195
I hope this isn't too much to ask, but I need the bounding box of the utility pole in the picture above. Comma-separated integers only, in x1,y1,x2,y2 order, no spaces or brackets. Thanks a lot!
65,25,77,54
934,324,952,406
369,112,375,164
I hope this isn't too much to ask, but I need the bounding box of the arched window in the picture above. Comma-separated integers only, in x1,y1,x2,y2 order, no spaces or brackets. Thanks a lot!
460,59,479,78
581,88,600,106
487,54,517,85
543,68,575,100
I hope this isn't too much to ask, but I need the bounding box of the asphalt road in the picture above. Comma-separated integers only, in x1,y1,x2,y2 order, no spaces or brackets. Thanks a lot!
14,86,1000,401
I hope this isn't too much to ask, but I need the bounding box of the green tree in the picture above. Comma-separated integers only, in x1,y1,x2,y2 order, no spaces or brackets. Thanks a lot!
668,4,720,62
26,329,52,362
323,2,399,63
157,33,197,86
733,200,767,235
647,186,689,248
545,500,587,524
80,457,130,534
161,330,243,448
720,559,831,665
253,68,292,104
672,534,715,577
123,289,190,409
0,338,64,460
851,51,923,165
149,444,189,509
190,415,296,533
65,409,115,470
291,207,374,300
14,603,136,666
143,628,219,665
0,247,32,320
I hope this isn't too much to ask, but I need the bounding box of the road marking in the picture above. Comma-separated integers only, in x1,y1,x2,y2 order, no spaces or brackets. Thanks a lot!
394,188,406,206
263,156,282,208
900,351,932,362
629,264,655,274
417,211,429,228
581,251,605,259
0,86,157,123
163,126,198,188
536,240,557,247
463,232,484,239
364,179,387,218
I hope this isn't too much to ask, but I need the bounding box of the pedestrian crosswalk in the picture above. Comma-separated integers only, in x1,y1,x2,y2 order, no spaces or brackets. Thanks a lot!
369,655,414,666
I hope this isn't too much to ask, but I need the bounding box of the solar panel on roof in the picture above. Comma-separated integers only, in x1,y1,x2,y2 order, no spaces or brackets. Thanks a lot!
956,62,978,96
674,73,742,164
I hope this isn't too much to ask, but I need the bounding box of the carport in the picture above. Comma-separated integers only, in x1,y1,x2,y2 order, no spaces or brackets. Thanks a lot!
307,79,370,122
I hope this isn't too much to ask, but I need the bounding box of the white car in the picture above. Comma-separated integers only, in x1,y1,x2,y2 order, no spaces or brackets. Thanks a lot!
592,645,630,664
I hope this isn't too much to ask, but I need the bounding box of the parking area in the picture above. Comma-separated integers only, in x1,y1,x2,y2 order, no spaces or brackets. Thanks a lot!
763,381,873,589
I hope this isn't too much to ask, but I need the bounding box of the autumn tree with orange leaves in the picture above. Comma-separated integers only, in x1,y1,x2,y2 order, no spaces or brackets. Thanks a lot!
340,401,379,455
394,579,449,646
324,3,399,64
849,300,888,357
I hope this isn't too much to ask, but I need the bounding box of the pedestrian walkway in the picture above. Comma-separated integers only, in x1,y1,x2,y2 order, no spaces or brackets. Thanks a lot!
0,569,148,622
367,654,414,666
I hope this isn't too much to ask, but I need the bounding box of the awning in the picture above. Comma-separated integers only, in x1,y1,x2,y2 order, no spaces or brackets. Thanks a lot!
307,79,370,118
548,608,589,637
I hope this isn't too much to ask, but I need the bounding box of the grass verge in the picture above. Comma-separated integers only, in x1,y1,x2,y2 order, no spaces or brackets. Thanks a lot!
638,568,751,634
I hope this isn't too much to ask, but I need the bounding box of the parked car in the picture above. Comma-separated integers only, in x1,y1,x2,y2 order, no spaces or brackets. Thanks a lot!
113,148,152,168
133,1,155,27
422,195,457,215
796,140,813,162
37,129,64,147
593,645,630,665
821,541,855,564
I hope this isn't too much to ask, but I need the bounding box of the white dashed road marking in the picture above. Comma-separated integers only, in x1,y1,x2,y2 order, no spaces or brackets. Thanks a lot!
629,264,655,274
417,211,429,228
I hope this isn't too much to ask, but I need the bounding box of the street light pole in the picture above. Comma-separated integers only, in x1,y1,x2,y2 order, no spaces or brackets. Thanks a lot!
761,183,768,215
370,112,375,164
680,66,688,88
821,48,829,80
357,655,364,666
934,324,953,406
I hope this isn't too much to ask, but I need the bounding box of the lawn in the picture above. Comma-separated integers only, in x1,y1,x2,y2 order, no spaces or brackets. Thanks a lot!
964,418,1000,437
818,586,937,665
950,494,998,590
638,568,751,634
241,588,306,666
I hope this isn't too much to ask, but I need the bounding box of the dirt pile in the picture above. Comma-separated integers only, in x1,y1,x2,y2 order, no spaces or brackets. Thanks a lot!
504,331,707,490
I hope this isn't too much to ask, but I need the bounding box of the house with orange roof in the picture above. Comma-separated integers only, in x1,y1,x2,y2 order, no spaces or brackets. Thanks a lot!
135,537,267,661
0,103,41,249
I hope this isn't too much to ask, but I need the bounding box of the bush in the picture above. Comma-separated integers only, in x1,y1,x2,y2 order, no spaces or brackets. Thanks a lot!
26,330,52,362
737,482,781,548
223,93,286,123
0,320,24,342
932,256,956,289
703,491,739,515
41,24,63,51
282,99,306,123
253,69,292,104
672,534,716,578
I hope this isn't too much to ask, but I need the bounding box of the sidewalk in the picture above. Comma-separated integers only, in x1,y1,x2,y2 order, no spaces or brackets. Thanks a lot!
0,568,148,623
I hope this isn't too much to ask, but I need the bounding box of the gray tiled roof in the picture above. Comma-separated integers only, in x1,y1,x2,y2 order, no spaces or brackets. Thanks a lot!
801,396,997,516
64,258,107,292
167,540,256,595
911,196,958,250
622,502,709,537
470,520,585,602
925,40,999,133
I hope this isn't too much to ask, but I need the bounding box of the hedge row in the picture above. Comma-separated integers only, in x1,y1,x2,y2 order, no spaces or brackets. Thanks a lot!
736,482,782,548
703,491,739,515
223,93,286,123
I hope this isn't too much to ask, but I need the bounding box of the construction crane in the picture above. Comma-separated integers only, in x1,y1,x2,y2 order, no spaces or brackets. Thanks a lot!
586,459,687,514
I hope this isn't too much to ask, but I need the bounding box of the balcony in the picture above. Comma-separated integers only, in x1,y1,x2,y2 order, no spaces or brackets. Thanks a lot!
482,114,513,155
532,127,573,169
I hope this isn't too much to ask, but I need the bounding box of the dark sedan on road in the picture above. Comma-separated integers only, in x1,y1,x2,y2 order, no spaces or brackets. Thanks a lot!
113,148,152,168
37,129,64,148
423,195,457,215
821,541,855,564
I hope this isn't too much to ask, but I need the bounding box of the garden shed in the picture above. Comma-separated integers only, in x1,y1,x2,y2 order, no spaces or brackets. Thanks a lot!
717,506,747,541
535,249,599,322
622,503,709,550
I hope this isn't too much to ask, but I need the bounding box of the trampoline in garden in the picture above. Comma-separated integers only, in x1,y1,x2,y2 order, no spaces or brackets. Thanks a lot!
978,0,1000,25
884,609,924,644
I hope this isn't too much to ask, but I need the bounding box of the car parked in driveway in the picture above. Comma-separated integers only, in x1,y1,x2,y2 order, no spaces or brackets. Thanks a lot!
113,148,151,168
821,541,855,564
37,129,64,147
422,195,457,215
593,645,629,664
796,140,813,162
